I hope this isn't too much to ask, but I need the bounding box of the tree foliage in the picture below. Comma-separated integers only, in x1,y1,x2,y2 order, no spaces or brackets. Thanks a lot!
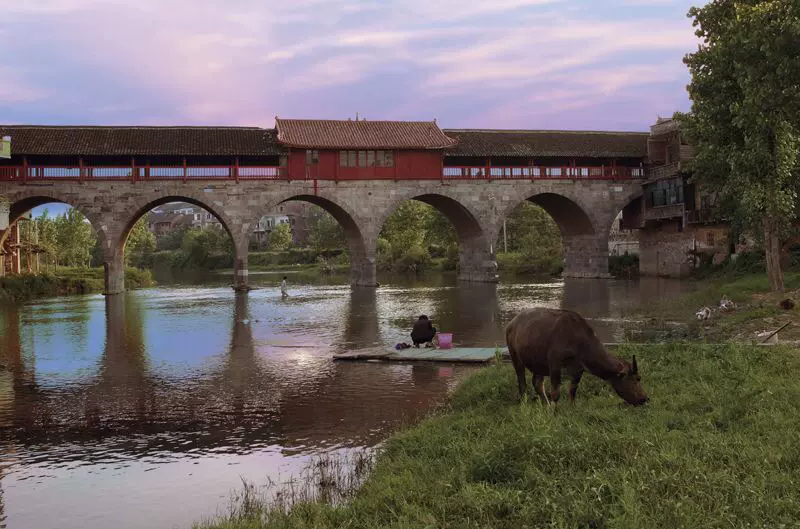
678,0,800,291
499,202,562,258
125,217,156,268
155,225,189,251
307,206,347,252
180,226,234,268
268,223,293,252
376,200,563,274
55,208,96,267
19,208,96,268
496,202,563,275
380,201,429,257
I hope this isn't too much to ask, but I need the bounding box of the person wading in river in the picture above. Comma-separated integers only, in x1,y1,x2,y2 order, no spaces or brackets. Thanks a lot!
411,315,437,348
280,276,289,299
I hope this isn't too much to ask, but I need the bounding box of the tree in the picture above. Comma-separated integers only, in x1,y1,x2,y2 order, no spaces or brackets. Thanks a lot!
155,225,189,251
20,209,58,270
500,202,562,258
53,208,96,267
422,208,458,251
678,0,800,292
124,217,156,268
268,223,293,251
180,226,233,268
307,206,347,252
380,201,428,261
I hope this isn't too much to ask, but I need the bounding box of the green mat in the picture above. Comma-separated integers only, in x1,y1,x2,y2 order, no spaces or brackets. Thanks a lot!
333,347,509,363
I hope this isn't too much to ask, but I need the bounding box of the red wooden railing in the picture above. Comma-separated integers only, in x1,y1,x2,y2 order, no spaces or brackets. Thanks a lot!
0,164,645,182
0,165,287,181
442,165,644,180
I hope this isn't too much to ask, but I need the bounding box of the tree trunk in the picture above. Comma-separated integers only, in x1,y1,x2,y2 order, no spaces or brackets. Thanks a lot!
764,216,784,293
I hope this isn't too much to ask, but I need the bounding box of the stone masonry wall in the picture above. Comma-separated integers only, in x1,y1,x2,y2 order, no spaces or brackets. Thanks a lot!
0,178,641,292
639,219,693,277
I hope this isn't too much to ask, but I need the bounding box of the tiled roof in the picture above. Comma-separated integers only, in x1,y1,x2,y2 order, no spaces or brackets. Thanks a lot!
443,129,649,159
275,118,457,149
0,126,283,156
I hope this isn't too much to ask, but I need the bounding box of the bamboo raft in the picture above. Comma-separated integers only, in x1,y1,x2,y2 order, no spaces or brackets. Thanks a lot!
332,341,781,364
333,347,509,364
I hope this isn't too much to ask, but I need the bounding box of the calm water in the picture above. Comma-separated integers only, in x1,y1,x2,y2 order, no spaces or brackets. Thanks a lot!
0,273,691,529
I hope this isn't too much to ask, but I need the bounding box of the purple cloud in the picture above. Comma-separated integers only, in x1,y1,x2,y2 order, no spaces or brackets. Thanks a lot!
2,0,697,130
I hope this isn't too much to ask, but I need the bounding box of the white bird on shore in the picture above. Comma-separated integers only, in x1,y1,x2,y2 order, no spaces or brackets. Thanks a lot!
695,307,713,320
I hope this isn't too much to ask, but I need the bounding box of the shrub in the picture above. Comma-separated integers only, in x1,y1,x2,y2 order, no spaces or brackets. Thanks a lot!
609,252,640,278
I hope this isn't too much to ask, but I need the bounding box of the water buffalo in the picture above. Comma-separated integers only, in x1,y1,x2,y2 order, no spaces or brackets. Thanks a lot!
505,308,648,406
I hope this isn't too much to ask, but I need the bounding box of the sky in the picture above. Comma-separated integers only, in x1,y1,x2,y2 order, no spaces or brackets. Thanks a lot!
4,0,700,217
2,0,699,132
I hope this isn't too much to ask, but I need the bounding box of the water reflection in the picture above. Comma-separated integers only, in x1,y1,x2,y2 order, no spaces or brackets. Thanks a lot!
340,287,380,349
0,275,693,529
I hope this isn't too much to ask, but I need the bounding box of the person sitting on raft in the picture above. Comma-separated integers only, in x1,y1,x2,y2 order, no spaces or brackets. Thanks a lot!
411,315,437,348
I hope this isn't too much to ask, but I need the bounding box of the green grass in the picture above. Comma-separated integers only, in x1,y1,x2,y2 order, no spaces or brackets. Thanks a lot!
0,267,154,302
644,272,800,319
634,272,800,342
196,344,800,529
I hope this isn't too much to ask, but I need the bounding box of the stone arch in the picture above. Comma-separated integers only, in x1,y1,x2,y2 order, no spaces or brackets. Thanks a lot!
0,192,110,275
497,191,608,279
122,191,238,249
107,192,245,294
605,191,644,274
376,191,497,283
276,194,366,258
495,191,597,241
256,192,375,286
527,193,595,237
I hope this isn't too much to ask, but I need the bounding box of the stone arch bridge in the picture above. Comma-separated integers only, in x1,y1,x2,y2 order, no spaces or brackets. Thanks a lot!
0,178,641,293
0,120,651,292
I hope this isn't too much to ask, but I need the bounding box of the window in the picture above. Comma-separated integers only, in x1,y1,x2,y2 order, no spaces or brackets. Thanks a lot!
306,150,319,165
340,150,394,168
646,177,684,207
706,231,715,247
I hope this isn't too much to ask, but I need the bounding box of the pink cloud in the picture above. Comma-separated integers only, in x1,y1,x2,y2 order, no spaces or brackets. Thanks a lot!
2,0,697,129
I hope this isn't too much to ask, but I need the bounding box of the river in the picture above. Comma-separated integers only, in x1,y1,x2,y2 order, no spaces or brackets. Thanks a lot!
0,273,692,529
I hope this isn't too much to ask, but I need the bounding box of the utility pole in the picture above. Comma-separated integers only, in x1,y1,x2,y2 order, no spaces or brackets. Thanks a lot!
503,219,508,253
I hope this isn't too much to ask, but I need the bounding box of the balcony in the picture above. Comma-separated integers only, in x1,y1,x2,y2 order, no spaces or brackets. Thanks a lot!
644,203,684,221
647,162,682,181
686,208,722,224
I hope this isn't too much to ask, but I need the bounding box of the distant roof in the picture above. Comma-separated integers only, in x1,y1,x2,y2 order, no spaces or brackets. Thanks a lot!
0,126,283,156
443,129,649,158
275,118,457,150
147,212,191,226
152,202,197,214
649,118,680,137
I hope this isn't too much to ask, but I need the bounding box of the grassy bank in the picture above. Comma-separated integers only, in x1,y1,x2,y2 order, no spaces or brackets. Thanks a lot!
639,271,800,342
0,267,154,303
197,344,800,529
